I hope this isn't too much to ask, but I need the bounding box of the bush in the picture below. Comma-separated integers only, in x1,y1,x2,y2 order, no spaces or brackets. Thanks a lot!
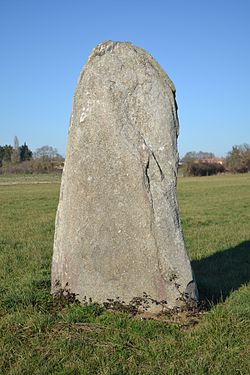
182,161,225,177
0,159,64,175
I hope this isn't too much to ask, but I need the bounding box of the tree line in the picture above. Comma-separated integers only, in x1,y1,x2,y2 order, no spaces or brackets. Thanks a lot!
0,137,64,174
181,144,250,176
1,137,249,176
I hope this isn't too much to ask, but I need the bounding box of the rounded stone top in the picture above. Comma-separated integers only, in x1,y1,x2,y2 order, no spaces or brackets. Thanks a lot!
86,40,176,94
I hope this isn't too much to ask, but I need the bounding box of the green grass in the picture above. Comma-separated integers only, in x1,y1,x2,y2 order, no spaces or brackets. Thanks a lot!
0,173,62,185
0,174,249,374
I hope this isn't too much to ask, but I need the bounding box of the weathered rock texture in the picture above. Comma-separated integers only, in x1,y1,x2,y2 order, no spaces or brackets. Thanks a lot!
52,41,198,310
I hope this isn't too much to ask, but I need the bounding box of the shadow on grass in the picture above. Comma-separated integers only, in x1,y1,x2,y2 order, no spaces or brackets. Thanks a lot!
192,240,250,303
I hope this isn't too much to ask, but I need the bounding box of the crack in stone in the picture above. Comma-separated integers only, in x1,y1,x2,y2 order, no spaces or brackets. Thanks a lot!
139,140,183,291
142,151,169,292
139,135,165,182
144,156,150,193
104,48,181,295
151,151,164,181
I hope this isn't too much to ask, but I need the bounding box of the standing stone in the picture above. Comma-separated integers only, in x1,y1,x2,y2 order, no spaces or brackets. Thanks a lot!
51,41,198,310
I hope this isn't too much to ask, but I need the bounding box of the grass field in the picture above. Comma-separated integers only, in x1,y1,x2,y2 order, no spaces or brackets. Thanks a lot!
0,173,249,374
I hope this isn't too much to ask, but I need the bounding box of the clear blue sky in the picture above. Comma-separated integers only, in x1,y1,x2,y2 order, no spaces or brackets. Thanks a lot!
1,0,249,157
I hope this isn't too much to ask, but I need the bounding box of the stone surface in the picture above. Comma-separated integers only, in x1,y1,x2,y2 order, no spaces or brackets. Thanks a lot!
51,41,198,310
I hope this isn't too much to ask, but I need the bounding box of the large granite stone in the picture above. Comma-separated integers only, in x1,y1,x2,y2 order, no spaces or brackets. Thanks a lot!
51,41,198,310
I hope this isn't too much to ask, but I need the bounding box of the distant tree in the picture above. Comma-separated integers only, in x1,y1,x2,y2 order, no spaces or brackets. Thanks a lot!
226,145,247,173
239,143,250,171
14,136,19,149
182,151,215,161
0,145,13,166
33,145,63,160
19,142,33,161
0,146,4,165
11,136,21,163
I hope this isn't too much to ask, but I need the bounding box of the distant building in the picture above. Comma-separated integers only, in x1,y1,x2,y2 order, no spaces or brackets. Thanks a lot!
193,158,224,165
